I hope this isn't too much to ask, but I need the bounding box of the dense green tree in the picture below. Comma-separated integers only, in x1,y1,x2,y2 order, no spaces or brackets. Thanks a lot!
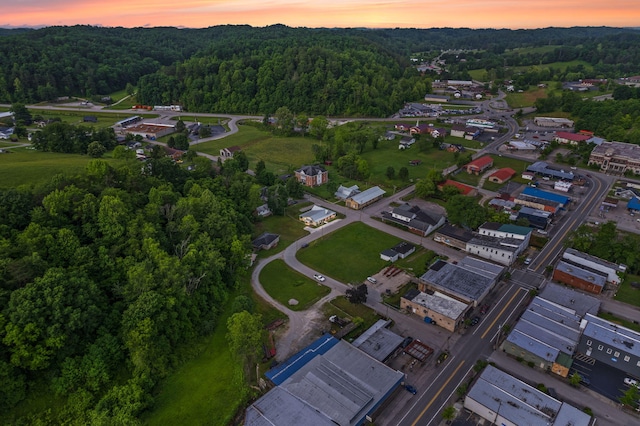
398,167,409,182
9,103,31,125
446,195,488,229
226,311,264,369
87,141,106,158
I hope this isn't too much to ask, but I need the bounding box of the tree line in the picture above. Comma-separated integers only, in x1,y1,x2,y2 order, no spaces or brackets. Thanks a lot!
0,153,265,423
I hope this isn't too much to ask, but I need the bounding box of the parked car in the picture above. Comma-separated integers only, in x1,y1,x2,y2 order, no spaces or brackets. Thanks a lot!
625,377,638,387
367,276,377,284
524,258,532,265
405,384,417,395
313,274,326,282
470,316,480,326
401,336,414,348
480,304,490,315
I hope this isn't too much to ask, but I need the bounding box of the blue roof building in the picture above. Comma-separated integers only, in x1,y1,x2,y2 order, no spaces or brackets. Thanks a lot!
521,187,570,207
628,196,640,211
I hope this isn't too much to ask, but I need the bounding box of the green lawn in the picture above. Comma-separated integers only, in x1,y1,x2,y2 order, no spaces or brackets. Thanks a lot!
28,108,158,128
394,248,439,278
145,273,285,426
260,259,331,310
614,274,640,307
0,149,127,188
443,135,484,150
598,312,640,333
252,203,312,258
296,222,402,283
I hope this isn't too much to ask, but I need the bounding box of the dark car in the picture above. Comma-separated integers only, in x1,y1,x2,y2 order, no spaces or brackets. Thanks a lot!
405,384,417,395
547,387,558,399
480,304,490,315
470,316,480,326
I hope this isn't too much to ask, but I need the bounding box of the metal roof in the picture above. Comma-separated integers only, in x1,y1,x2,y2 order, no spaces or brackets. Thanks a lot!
245,387,335,426
466,366,592,426
555,260,606,289
583,313,640,357
409,290,469,319
348,186,386,204
351,320,404,362
420,259,496,301
521,187,570,205
538,282,601,317
266,334,339,385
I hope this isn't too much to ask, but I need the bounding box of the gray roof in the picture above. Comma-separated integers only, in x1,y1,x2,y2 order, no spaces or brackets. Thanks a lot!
467,366,591,426
245,387,334,426
508,297,582,358
252,232,279,247
538,282,601,317
381,248,398,258
351,320,404,362
409,291,468,319
518,205,552,218
392,203,443,227
591,140,640,161
297,165,326,176
348,186,385,205
335,184,360,200
299,205,336,223
563,248,620,273
526,161,575,180
457,256,505,279
583,313,640,358
282,340,404,426
554,260,606,289
392,241,415,255
467,235,521,252
421,259,496,301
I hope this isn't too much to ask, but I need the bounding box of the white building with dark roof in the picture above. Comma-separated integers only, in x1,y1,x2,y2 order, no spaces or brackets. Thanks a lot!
562,248,623,285
465,366,593,426
466,235,526,266
382,203,445,236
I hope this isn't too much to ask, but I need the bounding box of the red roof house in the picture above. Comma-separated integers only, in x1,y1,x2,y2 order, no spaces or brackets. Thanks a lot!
464,156,494,175
437,180,478,196
488,168,516,184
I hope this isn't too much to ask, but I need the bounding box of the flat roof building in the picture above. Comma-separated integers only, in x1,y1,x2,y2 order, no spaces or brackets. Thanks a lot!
527,161,575,181
521,187,571,207
401,288,470,332
351,320,404,362
464,366,593,426
563,248,622,285
419,257,503,306
553,260,607,294
538,282,601,317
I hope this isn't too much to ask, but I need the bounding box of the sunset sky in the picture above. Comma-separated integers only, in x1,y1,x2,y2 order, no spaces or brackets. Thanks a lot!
4,0,640,29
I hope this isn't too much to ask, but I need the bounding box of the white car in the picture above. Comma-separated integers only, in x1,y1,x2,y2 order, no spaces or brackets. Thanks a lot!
313,274,326,282
367,276,377,284
625,377,638,387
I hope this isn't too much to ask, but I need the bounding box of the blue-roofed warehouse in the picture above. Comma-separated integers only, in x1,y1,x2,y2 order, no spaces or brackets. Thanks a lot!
265,333,339,385
521,187,570,207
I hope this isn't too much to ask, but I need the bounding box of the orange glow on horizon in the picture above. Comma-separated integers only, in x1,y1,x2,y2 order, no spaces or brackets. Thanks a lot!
3,1,640,29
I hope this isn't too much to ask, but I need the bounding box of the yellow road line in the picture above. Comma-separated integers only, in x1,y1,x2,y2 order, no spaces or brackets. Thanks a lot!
535,176,604,269
481,287,524,340
411,360,465,426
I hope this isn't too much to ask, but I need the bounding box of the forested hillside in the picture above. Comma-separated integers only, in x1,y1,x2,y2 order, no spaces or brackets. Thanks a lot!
0,25,638,116
0,156,258,423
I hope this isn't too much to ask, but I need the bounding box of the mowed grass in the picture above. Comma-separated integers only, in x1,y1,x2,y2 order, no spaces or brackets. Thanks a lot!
297,222,401,283
0,149,125,188
614,274,640,307
252,204,312,258
260,259,331,310
505,87,549,108
145,267,286,426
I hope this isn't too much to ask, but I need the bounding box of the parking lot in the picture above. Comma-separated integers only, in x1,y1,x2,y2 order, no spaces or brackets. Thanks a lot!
572,357,630,402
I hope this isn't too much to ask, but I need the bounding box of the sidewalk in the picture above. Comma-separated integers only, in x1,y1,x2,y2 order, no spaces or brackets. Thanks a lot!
489,350,636,426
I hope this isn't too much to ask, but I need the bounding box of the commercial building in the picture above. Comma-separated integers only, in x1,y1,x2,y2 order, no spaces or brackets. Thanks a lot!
588,141,640,175
124,122,175,139
351,320,404,362
478,222,532,244
514,194,563,213
521,187,571,208
526,161,575,181
552,260,607,294
464,366,593,426
466,235,525,266
433,224,474,250
577,314,640,378
554,131,591,145
401,288,469,332
419,257,504,306
516,206,552,229
251,336,404,426
345,186,385,210
533,117,574,128
562,248,623,285
502,296,582,376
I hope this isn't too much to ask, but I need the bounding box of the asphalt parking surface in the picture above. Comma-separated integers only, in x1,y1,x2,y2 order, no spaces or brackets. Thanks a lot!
572,357,630,402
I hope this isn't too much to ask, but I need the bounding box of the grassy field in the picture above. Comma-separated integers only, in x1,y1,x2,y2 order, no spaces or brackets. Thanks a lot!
452,155,531,189
614,274,640,307
0,149,126,188
598,312,640,333
394,248,439,278
145,272,285,426
323,296,383,340
296,222,401,284
505,87,549,109
252,203,312,258
443,135,483,150
195,124,458,190
260,259,331,310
